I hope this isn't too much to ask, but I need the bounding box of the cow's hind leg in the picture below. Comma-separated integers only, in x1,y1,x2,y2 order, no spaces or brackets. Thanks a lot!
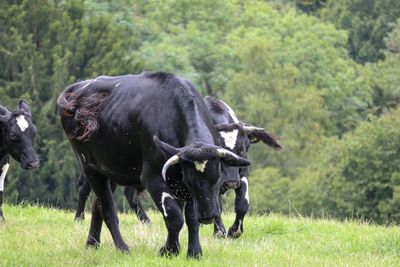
143,173,183,257
75,172,91,221
86,172,129,253
0,157,9,222
123,186,151,224
228,176,249,239
86,197,103,248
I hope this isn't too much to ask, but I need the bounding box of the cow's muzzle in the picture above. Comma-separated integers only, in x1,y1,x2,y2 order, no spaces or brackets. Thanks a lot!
22,160,40,170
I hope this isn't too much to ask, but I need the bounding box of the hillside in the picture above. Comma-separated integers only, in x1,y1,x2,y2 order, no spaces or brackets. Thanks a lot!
0,205,399,266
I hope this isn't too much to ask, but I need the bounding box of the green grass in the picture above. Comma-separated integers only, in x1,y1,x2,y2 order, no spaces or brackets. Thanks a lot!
1,204,400,266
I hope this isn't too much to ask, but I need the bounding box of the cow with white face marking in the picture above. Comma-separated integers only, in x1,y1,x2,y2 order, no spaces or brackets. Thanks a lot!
204,96,281,239
0,100,40,221
73,95,281,240
57,72,250,258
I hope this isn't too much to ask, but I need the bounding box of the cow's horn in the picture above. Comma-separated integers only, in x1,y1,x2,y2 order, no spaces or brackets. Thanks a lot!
242,125,264,134
162,155,180,181
217,148,240,159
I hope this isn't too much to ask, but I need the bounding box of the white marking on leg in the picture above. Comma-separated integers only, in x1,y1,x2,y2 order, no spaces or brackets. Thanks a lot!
194,160,208,172
220,130,239,150
81,154,86,163
220,100,240,123
16,115,29,132
115,83,121,88
0,163,10,191
241,177,249,203
161,192,173,217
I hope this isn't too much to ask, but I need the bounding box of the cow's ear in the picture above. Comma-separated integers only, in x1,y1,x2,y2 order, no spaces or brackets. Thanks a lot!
0,105,10,116
0,105,11,126
18,100,32,117
221,153,251,167
153,136,180,158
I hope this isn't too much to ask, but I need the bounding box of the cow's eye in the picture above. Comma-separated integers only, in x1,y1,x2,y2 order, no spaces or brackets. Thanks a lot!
10,132,18,141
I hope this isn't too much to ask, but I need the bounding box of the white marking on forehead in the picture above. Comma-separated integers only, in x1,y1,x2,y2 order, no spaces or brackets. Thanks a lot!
0,163,10,191
16,115,29,132
241,177,249,203
220,100,240,123
194,160,208,172
220,130,239,150
161,192,173,217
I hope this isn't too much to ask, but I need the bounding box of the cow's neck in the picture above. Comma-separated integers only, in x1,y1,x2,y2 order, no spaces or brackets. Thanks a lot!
0,147,6,160
181,102,216,146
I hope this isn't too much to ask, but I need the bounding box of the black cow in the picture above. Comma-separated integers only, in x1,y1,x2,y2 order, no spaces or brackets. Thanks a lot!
73,96,281,240
57,72,250,258
204,96,281,239
0,100,40,221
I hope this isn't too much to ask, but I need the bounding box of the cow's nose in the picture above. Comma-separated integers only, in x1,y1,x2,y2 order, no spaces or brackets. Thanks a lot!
27,161,40,169
225,180,240,188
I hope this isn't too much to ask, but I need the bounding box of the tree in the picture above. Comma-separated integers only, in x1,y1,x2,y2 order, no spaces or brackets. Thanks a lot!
320,0,400,63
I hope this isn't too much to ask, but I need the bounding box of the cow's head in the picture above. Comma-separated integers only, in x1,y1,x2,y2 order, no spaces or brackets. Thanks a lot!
216,123,281,191
154,136,250,224
0,101,40,170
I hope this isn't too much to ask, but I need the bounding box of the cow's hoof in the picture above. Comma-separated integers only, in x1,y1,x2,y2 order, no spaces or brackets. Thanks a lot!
139,218,151,224
86,238,100,249
187,247,202,259
213,229,227,239
74,214,85,221
159,245,179,258
117,243,130,254
227,226,242,239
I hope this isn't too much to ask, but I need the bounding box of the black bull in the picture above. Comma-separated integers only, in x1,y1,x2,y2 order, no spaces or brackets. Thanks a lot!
57,72,250,258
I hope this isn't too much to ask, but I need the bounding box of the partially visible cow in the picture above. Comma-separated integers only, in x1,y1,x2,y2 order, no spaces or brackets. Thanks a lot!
204,96,281,239
57,72,250,258
0,100,40,221
74,172,150,223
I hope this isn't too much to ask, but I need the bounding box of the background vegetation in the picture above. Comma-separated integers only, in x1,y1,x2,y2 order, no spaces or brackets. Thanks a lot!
1,0,400,224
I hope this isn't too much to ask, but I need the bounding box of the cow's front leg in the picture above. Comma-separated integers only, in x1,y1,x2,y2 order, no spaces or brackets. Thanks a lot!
75,173,91,221
145,176,183,257
185,199,202,259
213,196,227,238
228,176,249,239
0,157,10,222
87,173,129,253
124,186,151,224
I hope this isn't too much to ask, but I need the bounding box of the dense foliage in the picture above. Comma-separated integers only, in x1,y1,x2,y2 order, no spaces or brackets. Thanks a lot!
1,0,400,223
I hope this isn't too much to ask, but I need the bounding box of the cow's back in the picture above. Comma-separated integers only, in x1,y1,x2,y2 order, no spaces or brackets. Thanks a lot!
58,72,215,185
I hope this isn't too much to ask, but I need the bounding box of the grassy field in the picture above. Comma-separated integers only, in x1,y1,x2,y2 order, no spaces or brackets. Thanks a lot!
0,204,400,266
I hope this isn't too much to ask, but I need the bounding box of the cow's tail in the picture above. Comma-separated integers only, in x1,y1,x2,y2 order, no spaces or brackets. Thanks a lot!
57,85,110,142
248,129,282,150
